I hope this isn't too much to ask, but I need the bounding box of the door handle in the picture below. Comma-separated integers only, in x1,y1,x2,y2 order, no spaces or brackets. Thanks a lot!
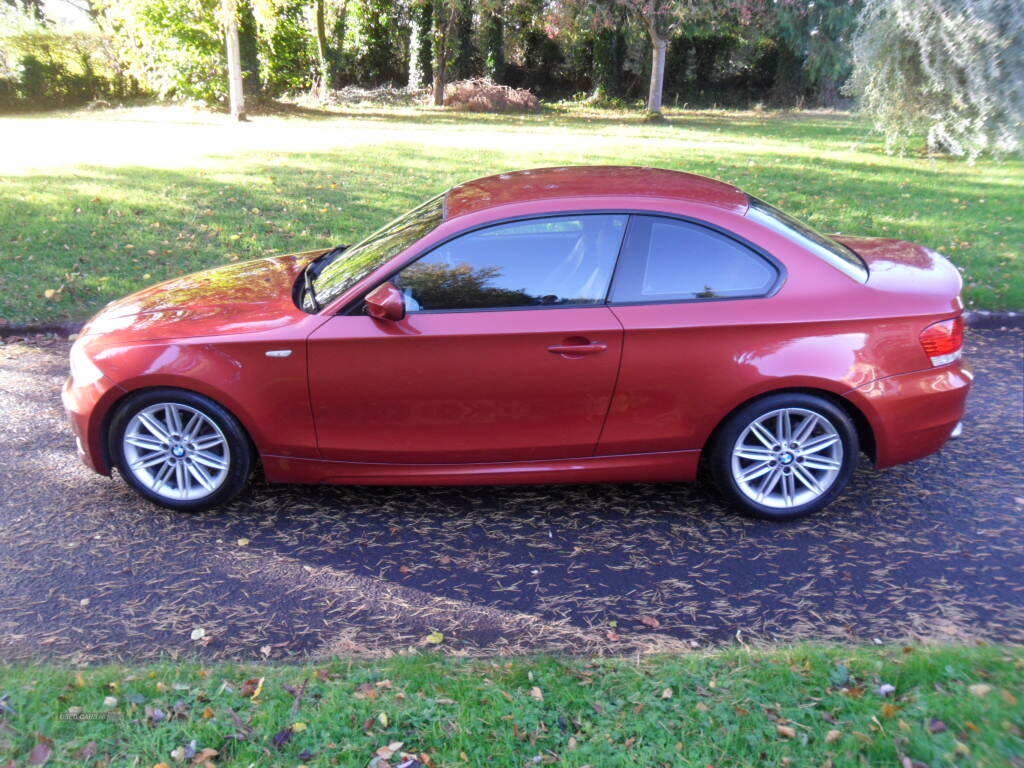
547,341,608,357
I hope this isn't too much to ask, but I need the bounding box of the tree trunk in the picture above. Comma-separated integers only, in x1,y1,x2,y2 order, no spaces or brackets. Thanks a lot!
314,0,329,95
432,59,447,106
647,34,667,114
223,0,246,120
431,0,456,107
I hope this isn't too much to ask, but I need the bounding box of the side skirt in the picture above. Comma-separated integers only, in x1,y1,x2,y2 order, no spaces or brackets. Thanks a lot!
261,449,700,486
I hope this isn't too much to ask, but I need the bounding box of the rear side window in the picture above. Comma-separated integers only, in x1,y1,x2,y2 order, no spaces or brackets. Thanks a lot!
610,216,778,302
395,214,627,311
746,196,868,282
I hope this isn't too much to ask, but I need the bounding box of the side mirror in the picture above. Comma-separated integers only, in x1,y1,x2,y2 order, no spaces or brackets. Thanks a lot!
364,281,406,321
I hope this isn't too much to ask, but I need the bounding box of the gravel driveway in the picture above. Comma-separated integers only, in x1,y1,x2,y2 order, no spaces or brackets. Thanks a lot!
0,331,1021,662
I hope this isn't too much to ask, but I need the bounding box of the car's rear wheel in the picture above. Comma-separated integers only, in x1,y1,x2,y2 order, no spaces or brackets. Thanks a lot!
109,388,253,512
709,393,858,521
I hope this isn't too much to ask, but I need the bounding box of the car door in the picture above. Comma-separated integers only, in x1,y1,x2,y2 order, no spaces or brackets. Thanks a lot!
596,214,784,456
307,213,629,464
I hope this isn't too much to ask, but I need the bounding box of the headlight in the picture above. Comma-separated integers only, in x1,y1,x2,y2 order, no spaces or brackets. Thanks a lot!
70,341,106,386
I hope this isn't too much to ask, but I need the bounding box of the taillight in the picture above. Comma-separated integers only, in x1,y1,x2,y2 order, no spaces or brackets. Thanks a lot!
919,316,964,366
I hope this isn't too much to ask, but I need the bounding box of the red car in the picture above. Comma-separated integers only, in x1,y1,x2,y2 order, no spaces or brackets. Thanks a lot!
63,166,970,520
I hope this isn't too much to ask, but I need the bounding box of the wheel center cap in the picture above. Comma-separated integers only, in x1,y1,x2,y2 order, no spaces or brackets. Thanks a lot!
171,445,185,457
779,452,794,465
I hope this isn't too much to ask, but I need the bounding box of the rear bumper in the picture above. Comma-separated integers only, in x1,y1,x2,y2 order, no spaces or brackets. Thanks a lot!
846,360,972,469
61,373,121,475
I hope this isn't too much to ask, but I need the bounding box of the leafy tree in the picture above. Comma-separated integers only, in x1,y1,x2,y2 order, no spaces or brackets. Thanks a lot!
450,0,475,80
4,0,45,22
591,23,626,100
480,0,503,81
430,0,458,104
554,0,700,115
98,0,225,102
847,0,1023,157
408,0,432,87
347,0,403,85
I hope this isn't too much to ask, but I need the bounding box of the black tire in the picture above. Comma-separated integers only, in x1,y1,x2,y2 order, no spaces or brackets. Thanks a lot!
708,392,858,521
109,388,254,512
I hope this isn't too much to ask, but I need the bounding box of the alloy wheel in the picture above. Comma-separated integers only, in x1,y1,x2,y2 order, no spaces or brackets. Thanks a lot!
121,402,230,501
730,407,843,510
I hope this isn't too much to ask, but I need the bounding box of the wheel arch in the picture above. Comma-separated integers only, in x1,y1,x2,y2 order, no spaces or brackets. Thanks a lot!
101,384,262,475
703,386,876,464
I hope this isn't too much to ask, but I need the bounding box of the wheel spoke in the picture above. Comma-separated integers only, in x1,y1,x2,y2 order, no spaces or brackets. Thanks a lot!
776,410,793,444
130,451,166,470
792,463,822,494
183,412,203,440
800,434,839,455
125,434,164,452
192,434,225,451
802,455,841,471
793,413,819,445
137,412,170,442
736,446,774,461
187,461,215,491
192,450,228,471
165,404,184,435
757,466,783,500
175,461,186,494
749,421,776,449
151,461,174,493
781,471,796,506
740,460,774,482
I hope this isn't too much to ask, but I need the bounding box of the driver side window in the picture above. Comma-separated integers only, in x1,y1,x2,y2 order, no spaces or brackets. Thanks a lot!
394,214,627,311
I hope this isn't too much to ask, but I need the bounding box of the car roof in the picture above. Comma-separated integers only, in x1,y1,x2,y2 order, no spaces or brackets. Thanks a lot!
444,166,749,220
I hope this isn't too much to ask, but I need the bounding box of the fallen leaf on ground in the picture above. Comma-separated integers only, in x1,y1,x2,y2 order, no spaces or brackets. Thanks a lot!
271,728,292,749
240,677,264,700
375,742,404,759
28,735,53,766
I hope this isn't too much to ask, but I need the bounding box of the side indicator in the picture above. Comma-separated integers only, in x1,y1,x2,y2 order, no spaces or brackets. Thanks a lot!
265,349,293,358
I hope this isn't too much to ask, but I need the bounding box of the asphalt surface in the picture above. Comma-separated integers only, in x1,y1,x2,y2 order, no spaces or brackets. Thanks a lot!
0,331,1021,663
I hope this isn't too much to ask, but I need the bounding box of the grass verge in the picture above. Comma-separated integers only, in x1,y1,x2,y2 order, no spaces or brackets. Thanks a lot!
0,104,1021,325
1,644,1021,767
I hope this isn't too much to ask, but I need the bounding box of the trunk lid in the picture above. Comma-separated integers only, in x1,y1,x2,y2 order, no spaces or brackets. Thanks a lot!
833,235,964,314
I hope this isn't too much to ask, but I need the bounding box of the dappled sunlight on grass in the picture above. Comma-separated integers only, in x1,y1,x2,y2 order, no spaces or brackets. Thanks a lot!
0,105,1020,323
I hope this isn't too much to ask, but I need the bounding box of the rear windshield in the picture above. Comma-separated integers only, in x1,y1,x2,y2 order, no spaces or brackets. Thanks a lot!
746,196,868,283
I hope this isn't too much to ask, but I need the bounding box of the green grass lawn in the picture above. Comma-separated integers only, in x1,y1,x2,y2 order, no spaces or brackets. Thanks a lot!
1,645,1020,767
1,104,1021,325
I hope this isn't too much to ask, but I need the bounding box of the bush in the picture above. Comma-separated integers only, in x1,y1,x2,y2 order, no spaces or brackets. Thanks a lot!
443,77,539,112
0,10,132,112
847,0,1024,158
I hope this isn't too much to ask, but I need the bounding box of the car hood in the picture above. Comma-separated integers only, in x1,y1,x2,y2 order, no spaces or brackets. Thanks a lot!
81,250,327,342
832,235,963,313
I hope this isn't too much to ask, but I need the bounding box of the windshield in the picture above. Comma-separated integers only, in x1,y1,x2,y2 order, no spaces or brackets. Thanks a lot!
746,196,868,283
306,192,446,311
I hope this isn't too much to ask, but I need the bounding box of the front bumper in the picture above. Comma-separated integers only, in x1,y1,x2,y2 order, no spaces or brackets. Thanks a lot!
61,373,121,475
846,360,973,469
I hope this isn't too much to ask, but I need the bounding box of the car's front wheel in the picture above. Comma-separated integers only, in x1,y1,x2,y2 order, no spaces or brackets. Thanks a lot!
709,393,858,521
109,388,253,512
